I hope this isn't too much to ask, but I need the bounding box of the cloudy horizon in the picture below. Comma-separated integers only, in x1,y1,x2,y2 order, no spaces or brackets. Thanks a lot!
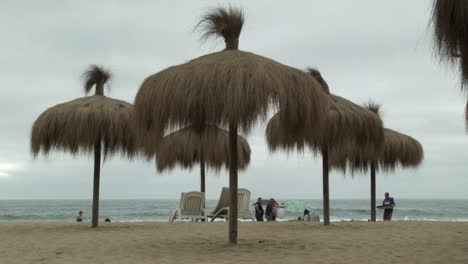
1,0,467,200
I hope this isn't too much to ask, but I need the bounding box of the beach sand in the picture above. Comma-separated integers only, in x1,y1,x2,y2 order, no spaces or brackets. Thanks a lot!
1,221,467,264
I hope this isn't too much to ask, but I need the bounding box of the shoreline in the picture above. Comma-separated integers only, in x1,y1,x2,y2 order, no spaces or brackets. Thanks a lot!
2,219,468,223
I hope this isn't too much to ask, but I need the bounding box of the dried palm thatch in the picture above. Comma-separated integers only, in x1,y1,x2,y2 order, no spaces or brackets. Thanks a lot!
266,68,384,226
431,0,468,87
266,93,383,156
30,65,136,228
330,103,424,172
133,7,328,243
134,8,328,155
306,67,330,94
329,103,423,222
378,128,424,170
31,96,136,158
156,125,250,172
266,68,383,157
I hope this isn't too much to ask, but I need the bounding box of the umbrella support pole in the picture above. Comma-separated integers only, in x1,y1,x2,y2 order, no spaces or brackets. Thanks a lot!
200,153,205,193
322,148,330,225
91,141,101,228
370,161,376,222
228,123,238,244
200,154,206,218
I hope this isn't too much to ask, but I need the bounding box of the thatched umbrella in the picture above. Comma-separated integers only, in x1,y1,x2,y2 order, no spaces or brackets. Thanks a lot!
331,103,424,221
432,0,468,85
266,68,384,225
31,65,136,228
134,7,328,243
431,0,468,123
155,125,251,193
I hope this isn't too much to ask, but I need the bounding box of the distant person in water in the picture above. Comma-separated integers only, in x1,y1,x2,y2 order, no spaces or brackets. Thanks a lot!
104,218,111,222
76,211,83,222
382,192,395,221
254,197,264,222
265,198,278,221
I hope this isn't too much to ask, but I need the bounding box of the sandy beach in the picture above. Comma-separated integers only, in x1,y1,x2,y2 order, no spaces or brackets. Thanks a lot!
1,221,467,264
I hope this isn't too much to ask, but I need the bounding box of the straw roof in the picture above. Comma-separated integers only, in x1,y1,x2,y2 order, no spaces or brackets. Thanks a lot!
431,0,468,86
31,65,136,158
134,7,328,156
378,128,424,170
465,100,468,126
155,125,250,172
330,104,424,172
266,69,384,156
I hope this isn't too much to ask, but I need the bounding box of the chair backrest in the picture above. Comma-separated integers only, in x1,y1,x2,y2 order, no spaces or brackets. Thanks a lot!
180,192,205,215
237,188,251,212
211,187,230,214
211,187,251,213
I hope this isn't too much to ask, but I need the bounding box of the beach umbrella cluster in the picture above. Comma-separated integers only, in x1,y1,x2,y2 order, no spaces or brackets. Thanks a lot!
266,69,384,225
29,6,425,244
330,103,424,221
134,7,328,243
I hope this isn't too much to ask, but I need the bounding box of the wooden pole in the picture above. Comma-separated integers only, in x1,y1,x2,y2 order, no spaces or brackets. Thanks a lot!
91,140,101,228
200,152,205,193
228,122,238,244
370,161,376,222
322,148,330,225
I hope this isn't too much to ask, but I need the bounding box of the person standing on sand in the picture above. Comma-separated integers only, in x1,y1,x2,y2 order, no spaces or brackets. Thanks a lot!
382,192,395,221
265,198,278,221
76,211,83,222
254,197,264,222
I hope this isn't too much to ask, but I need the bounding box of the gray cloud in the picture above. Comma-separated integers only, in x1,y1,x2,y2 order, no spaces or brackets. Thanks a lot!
0,0,467,200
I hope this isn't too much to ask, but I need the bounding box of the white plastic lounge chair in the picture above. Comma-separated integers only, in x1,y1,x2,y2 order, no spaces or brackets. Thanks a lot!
169,191,207,222
207,187,255,221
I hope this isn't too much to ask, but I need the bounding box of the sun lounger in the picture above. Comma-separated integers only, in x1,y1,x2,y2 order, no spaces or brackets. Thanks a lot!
169,191,207,222
207,187,255,221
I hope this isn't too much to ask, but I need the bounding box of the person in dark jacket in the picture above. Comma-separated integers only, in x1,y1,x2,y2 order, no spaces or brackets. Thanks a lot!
254,197,264,221
265,198,278,221
382,192,396,221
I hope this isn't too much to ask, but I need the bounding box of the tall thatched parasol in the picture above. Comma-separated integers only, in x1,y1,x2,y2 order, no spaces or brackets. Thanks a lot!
330,103,424,221
134,7,328,243
266,68,384,225
31,65,136,228
155,125,251,193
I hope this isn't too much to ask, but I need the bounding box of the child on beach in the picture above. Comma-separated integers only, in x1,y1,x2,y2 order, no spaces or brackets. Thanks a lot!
76,211,83,222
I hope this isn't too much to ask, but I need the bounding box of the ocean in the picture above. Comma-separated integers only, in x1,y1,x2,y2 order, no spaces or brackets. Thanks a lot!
1,199,467,222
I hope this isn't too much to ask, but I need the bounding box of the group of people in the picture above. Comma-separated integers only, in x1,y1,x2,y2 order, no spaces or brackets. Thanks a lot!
254,197,319,222
254,198,278,221
253,192,395,222
75,192,396,223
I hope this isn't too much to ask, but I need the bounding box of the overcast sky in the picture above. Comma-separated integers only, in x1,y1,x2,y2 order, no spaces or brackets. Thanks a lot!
1,0,467,200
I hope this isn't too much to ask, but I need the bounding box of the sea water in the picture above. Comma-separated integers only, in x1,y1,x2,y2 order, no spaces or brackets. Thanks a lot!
0,199,467,222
